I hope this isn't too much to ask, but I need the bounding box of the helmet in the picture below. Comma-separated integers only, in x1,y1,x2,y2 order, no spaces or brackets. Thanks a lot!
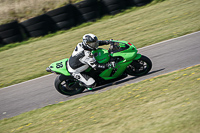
83,34,99,50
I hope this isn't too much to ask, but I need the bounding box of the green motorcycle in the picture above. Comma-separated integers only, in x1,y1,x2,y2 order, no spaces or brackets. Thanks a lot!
46,40,152,96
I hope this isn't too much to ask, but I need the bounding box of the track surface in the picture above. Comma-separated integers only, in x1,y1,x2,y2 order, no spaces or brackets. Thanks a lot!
0,31,200,120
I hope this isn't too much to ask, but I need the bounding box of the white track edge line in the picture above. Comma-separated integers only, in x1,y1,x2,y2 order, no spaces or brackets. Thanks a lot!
139,31,200,50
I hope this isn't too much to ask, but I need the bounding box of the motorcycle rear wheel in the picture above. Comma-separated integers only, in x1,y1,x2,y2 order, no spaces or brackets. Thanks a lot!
54,75,86,96
126,55,152,76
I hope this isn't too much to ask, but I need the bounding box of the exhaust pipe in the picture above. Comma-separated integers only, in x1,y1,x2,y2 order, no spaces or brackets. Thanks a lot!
46,67,52,72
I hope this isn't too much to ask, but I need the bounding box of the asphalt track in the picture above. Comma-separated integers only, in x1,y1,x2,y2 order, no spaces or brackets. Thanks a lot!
0,31,200,120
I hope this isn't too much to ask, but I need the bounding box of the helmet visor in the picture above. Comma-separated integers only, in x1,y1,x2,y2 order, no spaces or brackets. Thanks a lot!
88,41,99,49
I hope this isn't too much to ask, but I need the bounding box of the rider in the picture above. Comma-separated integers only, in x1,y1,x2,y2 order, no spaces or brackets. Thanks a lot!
67,34,115,90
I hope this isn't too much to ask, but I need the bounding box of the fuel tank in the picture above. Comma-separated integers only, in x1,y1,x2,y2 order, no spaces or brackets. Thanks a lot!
92,48,110,63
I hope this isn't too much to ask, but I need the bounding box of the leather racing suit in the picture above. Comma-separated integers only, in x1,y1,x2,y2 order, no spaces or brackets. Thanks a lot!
67,40,110,88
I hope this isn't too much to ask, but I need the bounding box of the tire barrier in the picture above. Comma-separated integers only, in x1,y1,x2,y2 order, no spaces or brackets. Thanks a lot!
20,14,51,37
74,0,99,24
0,0,154,45
0,21,23,44
46,4,76,31
124,0,135,7
132,0,152,6
100,0,126,15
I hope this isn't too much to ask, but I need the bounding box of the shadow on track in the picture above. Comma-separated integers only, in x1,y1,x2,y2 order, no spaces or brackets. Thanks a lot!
83,68,165,93
64,68,165,99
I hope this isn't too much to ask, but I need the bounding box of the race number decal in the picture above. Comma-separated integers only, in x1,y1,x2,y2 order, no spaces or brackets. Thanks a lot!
56,62,63,68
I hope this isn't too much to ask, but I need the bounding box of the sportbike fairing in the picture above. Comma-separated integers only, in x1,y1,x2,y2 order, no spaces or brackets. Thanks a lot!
47,40,142,80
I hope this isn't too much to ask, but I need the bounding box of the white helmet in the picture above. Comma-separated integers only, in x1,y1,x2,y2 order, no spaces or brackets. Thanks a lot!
83,34,99,50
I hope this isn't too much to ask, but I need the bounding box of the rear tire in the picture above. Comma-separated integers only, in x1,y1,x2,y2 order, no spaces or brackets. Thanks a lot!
126,55,152,76
54,75,86,96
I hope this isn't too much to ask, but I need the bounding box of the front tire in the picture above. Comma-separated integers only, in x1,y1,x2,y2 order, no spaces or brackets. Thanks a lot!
126,55,152,76
54,75,86,96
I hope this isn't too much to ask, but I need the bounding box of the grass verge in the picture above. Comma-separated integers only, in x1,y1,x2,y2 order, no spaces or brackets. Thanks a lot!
0,0,200,88
0,0,164,52
0,64,200,133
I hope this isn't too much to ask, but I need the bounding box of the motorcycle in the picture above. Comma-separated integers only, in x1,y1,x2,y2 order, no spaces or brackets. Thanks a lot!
46,40,152,96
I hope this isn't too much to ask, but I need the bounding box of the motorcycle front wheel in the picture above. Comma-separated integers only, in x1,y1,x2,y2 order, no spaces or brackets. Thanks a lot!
54,75,86,96
126,55,152,76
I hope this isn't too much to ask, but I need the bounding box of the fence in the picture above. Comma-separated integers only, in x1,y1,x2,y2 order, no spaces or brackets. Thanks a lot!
0,0,152,45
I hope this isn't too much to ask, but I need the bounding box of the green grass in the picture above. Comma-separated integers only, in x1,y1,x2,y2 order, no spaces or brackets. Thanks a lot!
1,64,200,133
0,0,200,88
0,0,163,52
